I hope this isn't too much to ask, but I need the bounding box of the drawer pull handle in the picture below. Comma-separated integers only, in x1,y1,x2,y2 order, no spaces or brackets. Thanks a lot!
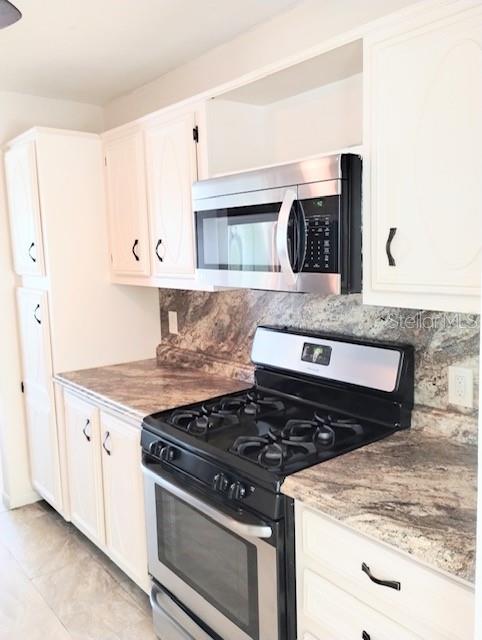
361,562,401,591
34,304,41,325
102,431,112,456
362,633,371,640
28,241,37,263
132,239,140,262
155,238,164,262
386,227,397,266
82,419,91,442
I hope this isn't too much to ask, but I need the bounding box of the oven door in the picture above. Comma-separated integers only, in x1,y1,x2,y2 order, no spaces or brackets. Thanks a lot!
142,462,279,640
195,187,305,291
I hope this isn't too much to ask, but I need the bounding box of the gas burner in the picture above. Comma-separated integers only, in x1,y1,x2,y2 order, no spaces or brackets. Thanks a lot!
202,397,247,417
279,420,316,442
232,435,271,457
170,409,202,429
314,412,364,436
230,434,311,470
169,407,238,437
277,414,364,449
243,390,285,416
279,419,335,448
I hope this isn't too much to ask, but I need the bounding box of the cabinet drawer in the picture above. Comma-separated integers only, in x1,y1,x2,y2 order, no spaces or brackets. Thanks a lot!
296,503,474,640
301,569,421,640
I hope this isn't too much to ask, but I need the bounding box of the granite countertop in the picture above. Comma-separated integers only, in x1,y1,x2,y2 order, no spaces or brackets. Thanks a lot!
282,428,477,583
55,359,250,421
56,358,477,584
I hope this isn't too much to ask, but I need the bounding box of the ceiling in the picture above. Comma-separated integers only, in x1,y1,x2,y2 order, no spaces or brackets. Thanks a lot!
0,0,298,105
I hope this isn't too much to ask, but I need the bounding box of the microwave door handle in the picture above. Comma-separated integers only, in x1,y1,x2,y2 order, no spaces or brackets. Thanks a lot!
296,201,307,272
276,189,297,279
142,464,272,540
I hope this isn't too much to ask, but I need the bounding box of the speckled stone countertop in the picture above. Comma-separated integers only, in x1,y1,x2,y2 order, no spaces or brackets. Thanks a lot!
282,428,477,583
55,357,477,584
55,359,250,422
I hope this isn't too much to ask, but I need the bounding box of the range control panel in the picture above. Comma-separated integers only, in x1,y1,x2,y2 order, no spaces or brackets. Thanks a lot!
301,196,339,273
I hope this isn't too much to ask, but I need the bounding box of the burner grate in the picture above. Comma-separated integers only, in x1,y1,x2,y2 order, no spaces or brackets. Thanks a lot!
231,412,365,471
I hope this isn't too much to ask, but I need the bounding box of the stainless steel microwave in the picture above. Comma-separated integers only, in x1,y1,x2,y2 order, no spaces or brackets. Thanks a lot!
192,154,362,294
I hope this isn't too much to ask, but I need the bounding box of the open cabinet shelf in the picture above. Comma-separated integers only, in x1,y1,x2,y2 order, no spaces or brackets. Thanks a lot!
205,38,363,176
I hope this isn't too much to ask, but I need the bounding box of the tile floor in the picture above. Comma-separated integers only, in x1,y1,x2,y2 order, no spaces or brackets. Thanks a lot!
0,500,157,640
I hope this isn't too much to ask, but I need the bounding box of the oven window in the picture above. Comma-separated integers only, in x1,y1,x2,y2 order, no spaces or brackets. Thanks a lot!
196,203,281,272
155,486,260,639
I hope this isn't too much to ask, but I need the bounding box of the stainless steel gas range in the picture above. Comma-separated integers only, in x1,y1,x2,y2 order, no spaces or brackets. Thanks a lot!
141,326,414,640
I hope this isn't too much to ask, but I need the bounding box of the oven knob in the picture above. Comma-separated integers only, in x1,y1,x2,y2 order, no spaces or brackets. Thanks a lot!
148,440,162,457
160,446,178,462
228,481,247,501
212,473,229,493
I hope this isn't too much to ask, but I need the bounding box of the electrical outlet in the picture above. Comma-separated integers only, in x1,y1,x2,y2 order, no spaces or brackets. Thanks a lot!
168,310,179,335
448,366,473,408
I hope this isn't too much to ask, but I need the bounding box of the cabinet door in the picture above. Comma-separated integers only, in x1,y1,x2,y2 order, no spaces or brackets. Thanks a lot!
365,4,482,312
16,288,61,509
100,412,148,589
5,140,45,276
64,392,105,547
145,113,198,276
104,131,151,276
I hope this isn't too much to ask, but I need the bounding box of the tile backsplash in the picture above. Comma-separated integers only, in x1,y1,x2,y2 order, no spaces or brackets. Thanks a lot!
158,290,479,439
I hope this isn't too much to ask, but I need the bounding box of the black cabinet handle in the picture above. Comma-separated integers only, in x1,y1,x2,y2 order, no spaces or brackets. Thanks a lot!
362,562,401,591
28,242,36,263
362,632,371,640
155,239,164,262
33,304,41,325
131,239,140,262
102,431,111,455
386,227,397,266
82,419,91,442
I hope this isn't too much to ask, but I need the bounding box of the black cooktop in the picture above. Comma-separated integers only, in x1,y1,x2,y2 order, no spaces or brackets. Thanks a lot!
143,387,398,478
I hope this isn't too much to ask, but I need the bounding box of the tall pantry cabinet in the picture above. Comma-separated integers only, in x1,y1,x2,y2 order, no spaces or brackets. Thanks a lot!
4,127,160,515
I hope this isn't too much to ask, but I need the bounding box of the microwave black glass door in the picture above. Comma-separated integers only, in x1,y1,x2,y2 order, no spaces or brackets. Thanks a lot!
155,485,260,639
196,203,281,272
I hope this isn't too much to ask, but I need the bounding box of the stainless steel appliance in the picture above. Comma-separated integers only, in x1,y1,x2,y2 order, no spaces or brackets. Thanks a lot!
141,326,414,640
192,154,362,294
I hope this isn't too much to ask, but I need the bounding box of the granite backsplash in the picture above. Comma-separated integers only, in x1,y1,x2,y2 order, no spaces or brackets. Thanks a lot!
157,290,479,443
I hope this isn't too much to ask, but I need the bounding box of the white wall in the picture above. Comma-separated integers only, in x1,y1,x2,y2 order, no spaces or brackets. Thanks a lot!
104,0,420,128
0,91,103,508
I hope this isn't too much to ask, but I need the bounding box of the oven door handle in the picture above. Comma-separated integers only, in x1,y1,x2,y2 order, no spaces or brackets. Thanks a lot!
150,582,217,640
142,465,272,540
276,188,297,280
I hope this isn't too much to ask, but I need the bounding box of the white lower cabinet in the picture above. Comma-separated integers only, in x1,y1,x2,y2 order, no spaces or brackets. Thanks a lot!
24,394,61,509
100,411,148,589
17,288,62,511
64,392,105,547
295,502,474,640
62,390,148,591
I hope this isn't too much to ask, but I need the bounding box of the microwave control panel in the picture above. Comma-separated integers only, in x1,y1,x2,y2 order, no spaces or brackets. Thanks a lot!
301,196,339,273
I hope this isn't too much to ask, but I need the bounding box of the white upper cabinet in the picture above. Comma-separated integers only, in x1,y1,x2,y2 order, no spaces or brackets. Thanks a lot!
4,140,46,276
364,3,482,312
104,130,151,276
145,112,198,277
